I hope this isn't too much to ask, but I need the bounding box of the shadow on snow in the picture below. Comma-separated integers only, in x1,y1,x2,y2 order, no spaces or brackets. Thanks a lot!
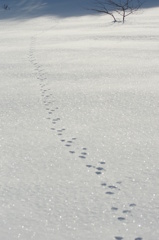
0,0,159,21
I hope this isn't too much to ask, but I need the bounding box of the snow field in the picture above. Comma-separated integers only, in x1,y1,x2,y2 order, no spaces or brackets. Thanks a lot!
0,1,159,240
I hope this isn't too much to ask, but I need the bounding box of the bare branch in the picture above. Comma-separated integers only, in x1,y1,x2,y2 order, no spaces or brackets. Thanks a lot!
89,0,145,23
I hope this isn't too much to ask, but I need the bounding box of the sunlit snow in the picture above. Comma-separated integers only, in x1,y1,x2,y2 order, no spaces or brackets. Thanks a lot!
0,0,159,239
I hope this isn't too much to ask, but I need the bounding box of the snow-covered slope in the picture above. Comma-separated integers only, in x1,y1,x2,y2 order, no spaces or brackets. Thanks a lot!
0,1,159,240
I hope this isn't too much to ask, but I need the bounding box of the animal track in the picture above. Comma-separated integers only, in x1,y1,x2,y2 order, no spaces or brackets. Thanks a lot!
117,217,125,221
69,151,75,154
96,167,104,171
111,207,118,211
123,210,131,214
81,152,87,155
29,33,142,240
57,130,63,133
116,181,122,184
129,203,136,207
86,165,92,168
106,191,114,195
108,185,117,189
115,237,123,240
101,183,107,186
79,156,86,159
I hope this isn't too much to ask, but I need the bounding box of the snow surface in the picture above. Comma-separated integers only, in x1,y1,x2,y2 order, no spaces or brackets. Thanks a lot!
0,0,159,240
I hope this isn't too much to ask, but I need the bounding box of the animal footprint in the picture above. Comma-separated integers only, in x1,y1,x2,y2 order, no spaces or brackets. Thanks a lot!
123,210,131,214
101,183,107,186
116,181,122,184
117,217,125,221
57,129,63,133
81,152,87,156
108,185,117,189
69,151,75,154
111,207,118,211
96,167,104,171
99,161,105,164
129,203,136,207
86,165,92,168
115,237,123,240
79,156,86,159
106,191,114,195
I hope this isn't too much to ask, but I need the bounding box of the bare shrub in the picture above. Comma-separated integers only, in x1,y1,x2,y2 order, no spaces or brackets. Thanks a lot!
90,0,144,23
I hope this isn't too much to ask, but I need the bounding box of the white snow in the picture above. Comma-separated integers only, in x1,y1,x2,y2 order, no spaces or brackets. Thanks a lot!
0,0,159,240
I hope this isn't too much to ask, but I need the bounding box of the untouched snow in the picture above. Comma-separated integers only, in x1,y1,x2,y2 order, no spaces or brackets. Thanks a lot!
0,1,159,240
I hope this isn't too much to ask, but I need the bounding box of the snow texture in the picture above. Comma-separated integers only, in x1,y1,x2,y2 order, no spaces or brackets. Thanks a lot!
0,0,159,240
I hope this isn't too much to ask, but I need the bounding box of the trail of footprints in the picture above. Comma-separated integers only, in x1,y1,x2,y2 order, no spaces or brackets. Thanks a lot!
29,36,143,240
